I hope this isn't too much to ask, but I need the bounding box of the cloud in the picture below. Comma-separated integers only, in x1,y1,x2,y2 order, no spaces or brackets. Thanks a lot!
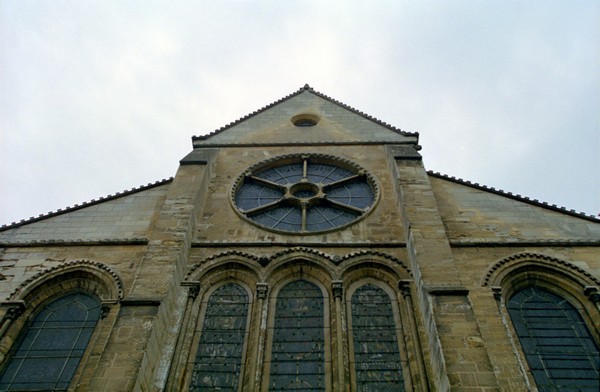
1,1,598,224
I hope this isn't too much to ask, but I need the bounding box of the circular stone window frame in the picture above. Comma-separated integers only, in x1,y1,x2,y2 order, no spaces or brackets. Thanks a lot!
291,113,320,127
230,154,381,235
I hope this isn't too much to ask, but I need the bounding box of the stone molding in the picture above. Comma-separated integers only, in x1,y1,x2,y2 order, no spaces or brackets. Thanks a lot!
482,252,600,287
0,238,149,247
184,248,411,283
8,259,124,302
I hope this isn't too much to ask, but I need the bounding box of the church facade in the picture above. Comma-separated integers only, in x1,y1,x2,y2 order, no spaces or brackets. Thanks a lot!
0,85,598,391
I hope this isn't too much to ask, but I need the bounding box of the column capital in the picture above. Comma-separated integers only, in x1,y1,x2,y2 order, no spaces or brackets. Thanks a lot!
332,280,343,299
256,283,269,300
584,286,600,304
181,281,201,299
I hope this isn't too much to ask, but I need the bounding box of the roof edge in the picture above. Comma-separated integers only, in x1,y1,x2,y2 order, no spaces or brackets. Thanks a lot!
428,171,600,223
0,177,174,231
192,84,419,142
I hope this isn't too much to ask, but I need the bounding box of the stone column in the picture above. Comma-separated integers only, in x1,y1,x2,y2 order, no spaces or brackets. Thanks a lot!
331,280,347,392
164,281,200,390
399,280,428,391
251,282,269,392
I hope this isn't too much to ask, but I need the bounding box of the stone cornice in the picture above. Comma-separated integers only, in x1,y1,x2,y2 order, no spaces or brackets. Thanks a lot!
449,239,600,247
192,241,406,248
0,238,149,248
191,140,420,148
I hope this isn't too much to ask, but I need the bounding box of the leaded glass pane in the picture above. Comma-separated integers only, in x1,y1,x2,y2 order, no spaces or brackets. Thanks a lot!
0,293,101,392
235,183,283,210
327,182,374,209
257,164,304,184
269,280,325,391
351,284,404,392
191,283,249,392
306,164,353,184
305,206,357,232
252,207,303,232
508,287,600,391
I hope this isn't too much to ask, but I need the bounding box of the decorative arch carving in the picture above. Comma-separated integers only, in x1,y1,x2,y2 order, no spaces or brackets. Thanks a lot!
338,250,411,277
7,259,123,303
484,253,600,390
482,252,599,288
269,246,336,263
265,247,337,279
184,251,263,282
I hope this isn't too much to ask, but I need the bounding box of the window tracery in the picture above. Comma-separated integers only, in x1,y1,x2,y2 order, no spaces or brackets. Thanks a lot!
268,280,325,391
350,284,405,391
0,293,101,391
177,253,418,391
507,287,599,391
190,283,250,391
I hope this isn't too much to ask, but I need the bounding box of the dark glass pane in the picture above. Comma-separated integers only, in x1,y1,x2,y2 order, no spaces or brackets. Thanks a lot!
327,182,374,209
191,284,249,391
351,284,404,392
252,207,302,232
508,287,600,391
307,164,352,184
235,183,283,211
257,164,304,184
306,206,357,231
0,292,101,392
29,328,79,350
270,280,325,391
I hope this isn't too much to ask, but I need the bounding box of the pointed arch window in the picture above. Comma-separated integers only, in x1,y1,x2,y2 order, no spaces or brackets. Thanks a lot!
350,283,405,391
507,287,600,391
0,292,101,391
269,280,325,391
190,283,249,391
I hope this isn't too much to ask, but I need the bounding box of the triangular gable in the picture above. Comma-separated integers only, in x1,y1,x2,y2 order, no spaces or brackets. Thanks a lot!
428,172,600,243
192,85,419,146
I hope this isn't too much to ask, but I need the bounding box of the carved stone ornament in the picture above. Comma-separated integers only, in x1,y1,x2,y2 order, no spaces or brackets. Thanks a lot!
332,280,343,299
584,286,600,304
182,281,201,299
1,301,26,321
398,280,412,298
256,283,269,300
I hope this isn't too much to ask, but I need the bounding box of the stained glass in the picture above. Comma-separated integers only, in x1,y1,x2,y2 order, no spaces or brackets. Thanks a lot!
269,280,325,391
234,156,376,233
191,284,249,391
351,284,404,392
0,293,101,391
508,287,600,391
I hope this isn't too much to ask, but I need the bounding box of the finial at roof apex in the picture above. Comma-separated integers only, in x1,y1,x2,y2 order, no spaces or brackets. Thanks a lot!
303,83,311,90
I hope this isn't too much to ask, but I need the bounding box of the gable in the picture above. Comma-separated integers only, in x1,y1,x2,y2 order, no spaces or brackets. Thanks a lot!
429,175,600,242
193,86,418,146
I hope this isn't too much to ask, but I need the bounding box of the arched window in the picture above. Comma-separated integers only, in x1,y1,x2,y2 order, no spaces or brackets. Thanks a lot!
350,283,405,391
190,283,250,391
269,280,325,391
0,292,101,391
507,287,600,391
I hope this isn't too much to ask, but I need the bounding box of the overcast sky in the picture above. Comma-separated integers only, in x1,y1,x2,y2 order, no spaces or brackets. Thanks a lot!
1,1,598,226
